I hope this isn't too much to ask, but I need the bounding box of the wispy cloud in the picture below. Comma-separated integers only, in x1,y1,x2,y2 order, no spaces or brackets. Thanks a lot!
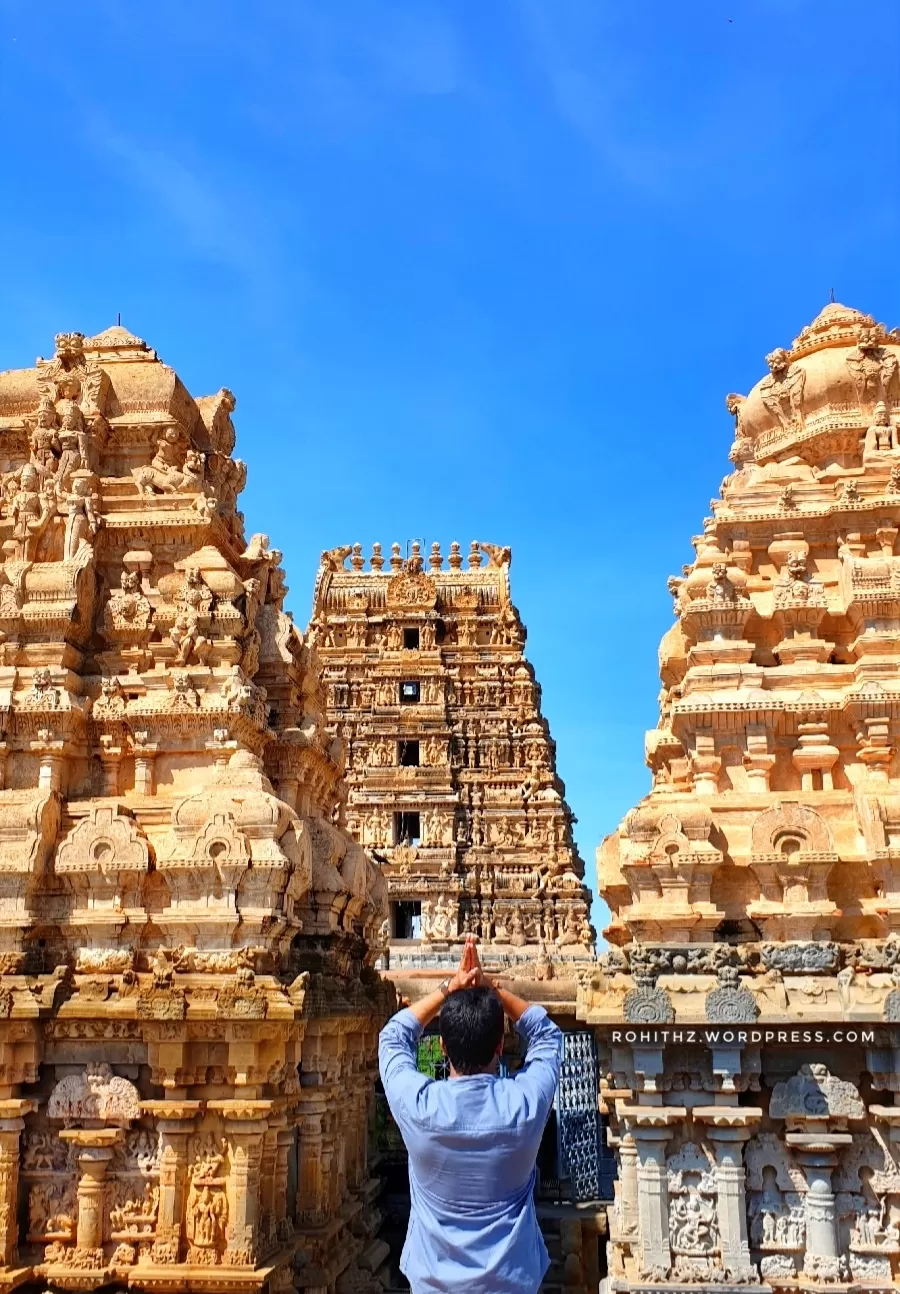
84,120,281,290
240,1,464,139
516,0,733,199
363,4,461,98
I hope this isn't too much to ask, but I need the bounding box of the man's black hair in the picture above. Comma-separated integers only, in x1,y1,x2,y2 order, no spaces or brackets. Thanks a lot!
439,986,504,1074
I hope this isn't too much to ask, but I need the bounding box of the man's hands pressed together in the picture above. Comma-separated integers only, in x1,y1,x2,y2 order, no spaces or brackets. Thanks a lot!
409,935,533,1029
408,934,481,1028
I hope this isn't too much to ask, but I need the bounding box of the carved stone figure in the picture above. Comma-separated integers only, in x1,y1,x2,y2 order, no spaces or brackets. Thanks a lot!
847,327,899,411
760,347,805,431
63,471,100,558
106,568,152,630
134,428,203,495
28,399,61,478
7,463,54,558
169,566,212,665
863,401,897,456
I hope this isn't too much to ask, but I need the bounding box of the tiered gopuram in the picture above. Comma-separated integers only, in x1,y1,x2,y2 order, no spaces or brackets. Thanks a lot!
310,542,594,971
0,328,390,1294
585,303,900,1293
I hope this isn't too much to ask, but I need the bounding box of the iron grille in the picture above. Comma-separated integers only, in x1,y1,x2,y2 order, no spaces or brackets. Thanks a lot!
556,1030,606,1202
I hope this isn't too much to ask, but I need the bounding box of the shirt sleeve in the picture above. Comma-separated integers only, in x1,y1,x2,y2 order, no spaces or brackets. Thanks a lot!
513,1004,563,1124
378,1007,432,1125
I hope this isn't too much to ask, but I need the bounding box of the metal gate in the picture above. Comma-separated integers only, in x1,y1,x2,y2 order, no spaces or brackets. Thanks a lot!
556,1030,614,1202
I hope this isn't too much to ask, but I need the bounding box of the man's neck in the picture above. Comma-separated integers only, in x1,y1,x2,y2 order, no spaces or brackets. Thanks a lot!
448,1059,500,1080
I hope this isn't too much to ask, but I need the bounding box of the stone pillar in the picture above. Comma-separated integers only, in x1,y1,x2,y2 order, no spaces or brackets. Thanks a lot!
98,736,122,795
132,737,158,795
34,739,66,792
259,1109,284,1252
690,732,720,795
744,725,775,792
694,1107,762,1277
209,1100,272,1267
621,1107,685,1276
275,774,299,812
348,1087,365,1191
275,1124,295,1241
59,1127,122,1262
322,1123,338,1215
0,1099,35,1267
141,1101,202,1263
296,1096,326,1226
788,1135,850,1268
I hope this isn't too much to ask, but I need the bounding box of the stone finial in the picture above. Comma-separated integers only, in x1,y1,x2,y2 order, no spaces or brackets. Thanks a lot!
429,542,442,570
389,542,403,571
369,542,384,570
350,542,364,571
467,541,482,569
448,541,463,570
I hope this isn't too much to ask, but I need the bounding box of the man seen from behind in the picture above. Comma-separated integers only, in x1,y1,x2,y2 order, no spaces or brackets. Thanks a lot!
378,934,563,1294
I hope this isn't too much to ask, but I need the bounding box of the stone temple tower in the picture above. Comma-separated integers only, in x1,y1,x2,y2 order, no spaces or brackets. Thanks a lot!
311,540,594,971
584,304,900,1293
0,327,390,1294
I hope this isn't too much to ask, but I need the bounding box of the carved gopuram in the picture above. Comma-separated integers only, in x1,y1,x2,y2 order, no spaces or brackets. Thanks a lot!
310,541,594,973
0,328,391,1294
585,303,900,1293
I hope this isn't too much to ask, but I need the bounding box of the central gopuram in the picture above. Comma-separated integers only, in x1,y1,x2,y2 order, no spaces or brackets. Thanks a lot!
583,304,900,1293
0,328,390,1294
310,542,594,972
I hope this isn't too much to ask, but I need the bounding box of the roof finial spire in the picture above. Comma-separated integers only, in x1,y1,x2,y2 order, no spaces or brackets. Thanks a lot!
830,287,835,304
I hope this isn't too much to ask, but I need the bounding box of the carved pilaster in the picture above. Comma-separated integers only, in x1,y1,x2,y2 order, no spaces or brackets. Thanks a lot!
296,1100,325,1226
141,1101,202,1264
259,1110,284,1253
209,1100,271,1267
615,1132,640,1240
0,1100,35,1268
275,1125,295,1241
621,1106,685,1275
743,725,776,793
694,1107,762,1277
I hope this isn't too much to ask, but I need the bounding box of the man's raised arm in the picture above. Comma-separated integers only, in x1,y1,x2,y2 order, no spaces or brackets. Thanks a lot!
469,943,562,1121
378,953,478,1114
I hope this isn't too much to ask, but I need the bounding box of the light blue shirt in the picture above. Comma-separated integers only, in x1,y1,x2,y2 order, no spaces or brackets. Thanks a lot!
378,1003,563,1294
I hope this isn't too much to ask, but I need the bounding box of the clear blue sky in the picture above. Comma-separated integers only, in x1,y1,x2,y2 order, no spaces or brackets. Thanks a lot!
1,1,898,935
